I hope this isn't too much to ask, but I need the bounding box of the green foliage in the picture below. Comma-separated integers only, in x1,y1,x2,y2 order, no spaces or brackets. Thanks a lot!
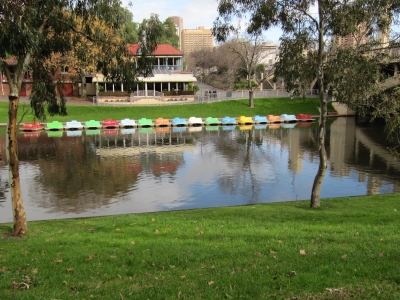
275,33,317,97
140,14,179,49
213,0,400,134
97,84,105,92
0,0,159,119
255,63,265,75
187,83,200,92
234,80,258,89
0,195,399,298
117,8,139,43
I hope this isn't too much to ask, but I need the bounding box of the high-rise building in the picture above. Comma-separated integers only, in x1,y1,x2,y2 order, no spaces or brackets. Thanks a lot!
335,35,369,48
170,16,183,50
181,26,214,57
335,23,369,48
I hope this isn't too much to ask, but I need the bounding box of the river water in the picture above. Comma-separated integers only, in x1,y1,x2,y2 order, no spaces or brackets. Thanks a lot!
0,117,399,223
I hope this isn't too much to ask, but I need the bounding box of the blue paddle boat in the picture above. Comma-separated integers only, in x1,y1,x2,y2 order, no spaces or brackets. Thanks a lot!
221,116,237,125
171,117,187,127
280,114,298,123
253,115,268,124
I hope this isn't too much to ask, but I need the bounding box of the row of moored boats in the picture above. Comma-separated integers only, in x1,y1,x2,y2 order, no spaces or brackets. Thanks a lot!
21,114,315,132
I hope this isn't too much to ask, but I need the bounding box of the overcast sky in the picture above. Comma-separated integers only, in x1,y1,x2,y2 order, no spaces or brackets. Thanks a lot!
122,0,218,29
122,0,283,43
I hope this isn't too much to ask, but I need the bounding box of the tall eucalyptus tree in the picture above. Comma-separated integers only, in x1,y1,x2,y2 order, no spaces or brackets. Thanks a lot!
214,0,400,207
0,0,157,236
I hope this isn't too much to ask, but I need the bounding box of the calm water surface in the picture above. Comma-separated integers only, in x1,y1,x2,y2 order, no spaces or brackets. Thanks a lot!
1,117,399,223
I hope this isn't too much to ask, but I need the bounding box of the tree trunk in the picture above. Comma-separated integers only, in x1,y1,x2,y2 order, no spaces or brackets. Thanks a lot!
310,95,328,208
247,73,254,107
248,90,254,108
310,2,327,208
8,94,27,236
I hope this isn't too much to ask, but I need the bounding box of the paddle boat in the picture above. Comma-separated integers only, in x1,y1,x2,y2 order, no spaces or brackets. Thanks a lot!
237,116,254,125
119,118,136,128
45,121,64,131
64,120,83,130
84,120,102,129
171,117,187,127
253,115,268,124
102,119,119,128
154,118,171,127
188,116,203,126
204,117,221,126
21,121,44,132
137,118,154,127
280,114,298,123
296,114,315,122
220,116,237,125
267,115,283,123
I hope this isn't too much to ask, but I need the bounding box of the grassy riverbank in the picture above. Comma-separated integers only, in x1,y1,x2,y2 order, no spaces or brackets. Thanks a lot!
1,195,399,299
0,97,331,123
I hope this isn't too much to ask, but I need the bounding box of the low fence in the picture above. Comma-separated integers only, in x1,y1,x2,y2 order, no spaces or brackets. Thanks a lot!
93,89,318,106
196,89,318,103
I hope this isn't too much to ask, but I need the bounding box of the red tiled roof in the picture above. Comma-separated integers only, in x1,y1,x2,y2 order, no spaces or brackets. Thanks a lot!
3,56,17,66
128,44,184,56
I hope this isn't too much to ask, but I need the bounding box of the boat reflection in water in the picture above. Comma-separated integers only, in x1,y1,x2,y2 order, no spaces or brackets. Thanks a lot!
1,117,400,223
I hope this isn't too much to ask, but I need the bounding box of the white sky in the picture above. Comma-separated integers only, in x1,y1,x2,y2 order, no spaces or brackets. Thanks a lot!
122,0,284,43
122,0,219,30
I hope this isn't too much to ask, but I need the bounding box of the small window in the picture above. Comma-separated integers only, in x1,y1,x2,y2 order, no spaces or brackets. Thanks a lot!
61,66,69,73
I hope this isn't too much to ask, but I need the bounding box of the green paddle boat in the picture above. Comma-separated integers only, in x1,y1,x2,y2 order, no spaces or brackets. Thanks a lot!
45,121,64,131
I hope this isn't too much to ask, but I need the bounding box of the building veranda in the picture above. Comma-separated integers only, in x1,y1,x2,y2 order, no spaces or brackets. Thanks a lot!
1,44,198,106
87,44,197,105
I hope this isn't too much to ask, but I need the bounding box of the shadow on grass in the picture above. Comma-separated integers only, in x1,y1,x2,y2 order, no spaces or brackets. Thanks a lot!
0,224,16,239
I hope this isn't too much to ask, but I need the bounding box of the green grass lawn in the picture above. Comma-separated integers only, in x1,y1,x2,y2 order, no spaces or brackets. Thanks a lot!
1,195,399,299
0,97,331,123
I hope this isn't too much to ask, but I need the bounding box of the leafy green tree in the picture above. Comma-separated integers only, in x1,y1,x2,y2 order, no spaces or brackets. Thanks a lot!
140,14,179,48
0,0,158,236
214,0,400,207
162,17,180,49
275,36,317,99
118,7,139,44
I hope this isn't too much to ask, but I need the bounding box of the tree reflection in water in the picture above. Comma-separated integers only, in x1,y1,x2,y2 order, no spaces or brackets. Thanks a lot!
0,118,400,222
